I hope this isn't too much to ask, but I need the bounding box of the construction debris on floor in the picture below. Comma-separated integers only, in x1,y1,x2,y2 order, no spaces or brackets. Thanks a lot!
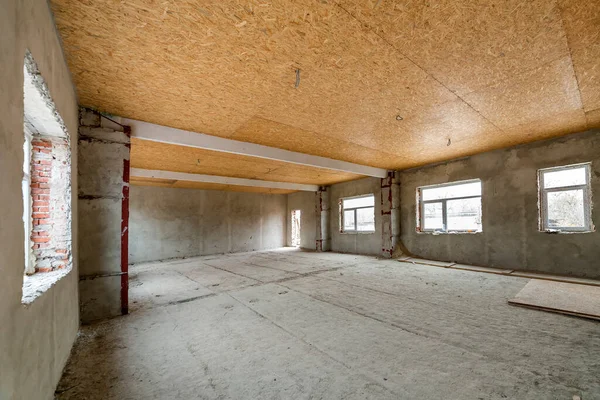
509,279,600,321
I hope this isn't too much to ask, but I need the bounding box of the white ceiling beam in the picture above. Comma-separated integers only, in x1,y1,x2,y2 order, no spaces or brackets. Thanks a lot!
121,117,388,178
131,168,320,192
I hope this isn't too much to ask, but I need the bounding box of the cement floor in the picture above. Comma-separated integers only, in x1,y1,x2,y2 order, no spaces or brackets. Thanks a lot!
56,249,600,399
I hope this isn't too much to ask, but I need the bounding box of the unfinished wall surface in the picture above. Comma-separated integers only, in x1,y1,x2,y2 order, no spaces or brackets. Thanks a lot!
129,186,287,263
330,178,383,256
400,129,600,279
287,191,317,250
0,0,80,399
78,110,130,322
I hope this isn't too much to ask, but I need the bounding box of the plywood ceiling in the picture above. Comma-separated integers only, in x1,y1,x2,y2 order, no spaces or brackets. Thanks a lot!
130,176,295,194
130,138,362,185
51,0,600,187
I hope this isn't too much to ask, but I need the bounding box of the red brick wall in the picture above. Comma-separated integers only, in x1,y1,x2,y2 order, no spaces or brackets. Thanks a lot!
30,137,70,272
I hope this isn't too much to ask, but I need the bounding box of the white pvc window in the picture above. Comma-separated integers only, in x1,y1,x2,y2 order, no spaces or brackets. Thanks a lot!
418,179,482,233
539,163,592,232
341,194,375,233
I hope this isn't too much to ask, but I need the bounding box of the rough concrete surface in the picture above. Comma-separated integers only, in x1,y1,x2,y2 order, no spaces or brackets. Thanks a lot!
57,249,599,399
0,0,80,399
129,186,287,263
77,110,129,323
400,129,600,279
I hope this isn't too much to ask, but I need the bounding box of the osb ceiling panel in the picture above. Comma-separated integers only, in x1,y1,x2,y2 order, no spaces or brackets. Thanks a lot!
558,0,600,113
337,0,570,96
130,138,362,186
130,176,294,194
51,0,600,181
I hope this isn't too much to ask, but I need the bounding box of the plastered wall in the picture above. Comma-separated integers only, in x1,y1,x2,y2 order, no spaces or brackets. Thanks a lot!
329,178,383,256
0,1,79,398
78,111,130,322
286,191,317,250
129,186,287,263
400,129,600,279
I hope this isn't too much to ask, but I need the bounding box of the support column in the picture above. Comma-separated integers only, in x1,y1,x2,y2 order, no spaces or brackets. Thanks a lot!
77,108,131,322
315,187,331,252
381,171,400,258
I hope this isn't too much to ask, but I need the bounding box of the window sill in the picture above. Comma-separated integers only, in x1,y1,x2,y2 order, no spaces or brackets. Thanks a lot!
340,231,376,235
540,229,595,235
21,267,72,306
417,230,482,235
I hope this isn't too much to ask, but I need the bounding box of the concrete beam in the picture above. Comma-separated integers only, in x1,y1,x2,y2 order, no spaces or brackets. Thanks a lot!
121,117,388,178
131,168,320,192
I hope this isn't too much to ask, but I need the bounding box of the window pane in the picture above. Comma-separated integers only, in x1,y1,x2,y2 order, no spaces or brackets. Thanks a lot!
423,202,443,230
422,181,481,201
547,189,585,228
447,197,482,231
356,207,375,231
343,210,355,230
543,167,587,189
343,195,375,209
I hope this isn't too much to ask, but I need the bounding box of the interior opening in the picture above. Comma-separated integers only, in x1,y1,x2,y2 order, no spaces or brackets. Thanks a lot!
291,209,301,247
21,51,72,304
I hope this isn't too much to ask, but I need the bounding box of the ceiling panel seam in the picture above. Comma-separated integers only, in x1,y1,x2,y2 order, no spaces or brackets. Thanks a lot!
333,1,510,134
555,2,587,112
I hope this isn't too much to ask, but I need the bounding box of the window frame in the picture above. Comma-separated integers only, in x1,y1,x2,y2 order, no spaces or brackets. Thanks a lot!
417,179,483,234
538,163,592,233
340,194,376,233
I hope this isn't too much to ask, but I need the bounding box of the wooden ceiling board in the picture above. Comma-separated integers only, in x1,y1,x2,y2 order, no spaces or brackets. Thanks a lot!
250,6,461,151
337,0,570,96
172,180,294,194
130,176,294,194
52,0,600,183
369,99,501,153
558,0,600,112
130,177,177,188
231,116,406,168
130,138,362,185
585,108,600,129
462,56,583,129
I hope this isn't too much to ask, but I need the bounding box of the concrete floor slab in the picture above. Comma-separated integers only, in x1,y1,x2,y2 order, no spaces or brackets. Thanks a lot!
58,249,600,399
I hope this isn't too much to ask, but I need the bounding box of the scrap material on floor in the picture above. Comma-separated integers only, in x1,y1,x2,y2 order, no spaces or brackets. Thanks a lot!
509,279,600,321
400,257,600,287
55,249,600,400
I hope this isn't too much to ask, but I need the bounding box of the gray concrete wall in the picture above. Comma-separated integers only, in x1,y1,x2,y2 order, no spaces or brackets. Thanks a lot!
400,129,600,279
129,186,287,263
287,191,317,250
78,111,130,322
330,178,382,255
0,1,80,399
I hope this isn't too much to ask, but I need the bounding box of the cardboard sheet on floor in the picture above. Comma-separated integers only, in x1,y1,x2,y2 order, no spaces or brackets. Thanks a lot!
509,279,600,321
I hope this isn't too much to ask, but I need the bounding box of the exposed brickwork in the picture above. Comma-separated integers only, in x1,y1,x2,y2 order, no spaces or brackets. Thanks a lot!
29,137,71,273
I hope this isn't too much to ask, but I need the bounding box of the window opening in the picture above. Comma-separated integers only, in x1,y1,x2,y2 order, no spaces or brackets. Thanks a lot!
539,163,592,232
417,179,482,233
340,194,375,233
